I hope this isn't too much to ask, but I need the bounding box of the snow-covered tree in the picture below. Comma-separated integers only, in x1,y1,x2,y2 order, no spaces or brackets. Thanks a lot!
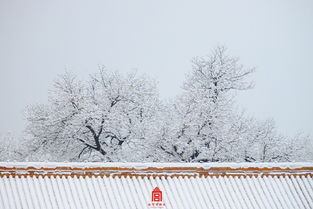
157,46,311,162
23,47,311,162
0,132,26,161
158,47,253,162
25,69,161,161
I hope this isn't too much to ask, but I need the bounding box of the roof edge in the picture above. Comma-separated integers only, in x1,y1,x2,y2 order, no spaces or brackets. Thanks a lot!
0,162,313,169
1,162,313,178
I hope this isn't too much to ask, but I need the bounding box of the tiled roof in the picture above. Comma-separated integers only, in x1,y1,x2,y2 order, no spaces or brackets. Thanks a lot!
0,162,312,209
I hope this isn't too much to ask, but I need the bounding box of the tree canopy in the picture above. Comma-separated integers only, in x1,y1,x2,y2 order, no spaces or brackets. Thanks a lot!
2,47,310,162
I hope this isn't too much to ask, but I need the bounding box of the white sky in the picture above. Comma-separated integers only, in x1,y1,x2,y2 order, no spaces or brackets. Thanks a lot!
0,0,312,137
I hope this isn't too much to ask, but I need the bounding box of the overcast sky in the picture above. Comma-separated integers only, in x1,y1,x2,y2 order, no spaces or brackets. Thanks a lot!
0,0,312,137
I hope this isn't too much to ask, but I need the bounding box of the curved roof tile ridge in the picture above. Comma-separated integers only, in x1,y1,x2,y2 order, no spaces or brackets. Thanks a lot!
0,162,313,178
0,162,313,168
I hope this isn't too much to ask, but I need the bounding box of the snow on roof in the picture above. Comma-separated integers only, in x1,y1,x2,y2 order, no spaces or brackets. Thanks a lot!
1,162,312,178
0,162,313,209
1,161,312,169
